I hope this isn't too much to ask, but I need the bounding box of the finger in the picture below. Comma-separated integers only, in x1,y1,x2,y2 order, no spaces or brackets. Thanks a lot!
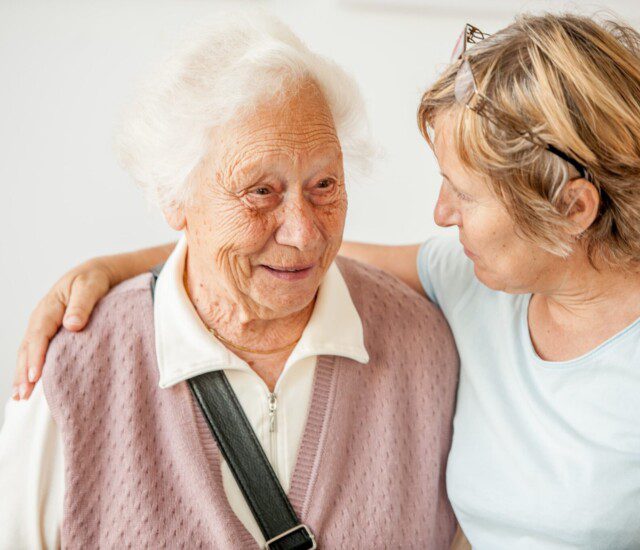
17,295,67,398
13,346,33,400
12,346,28,400
62,273,109,331
20,381,35,400
26,335,50,385
14,344,27,387
27,294,66,345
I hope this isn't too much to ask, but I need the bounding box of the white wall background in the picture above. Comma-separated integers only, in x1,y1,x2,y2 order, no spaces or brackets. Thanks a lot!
1,0,638,414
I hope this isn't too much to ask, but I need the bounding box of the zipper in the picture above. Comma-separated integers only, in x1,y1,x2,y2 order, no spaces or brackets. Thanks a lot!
268,392,279,478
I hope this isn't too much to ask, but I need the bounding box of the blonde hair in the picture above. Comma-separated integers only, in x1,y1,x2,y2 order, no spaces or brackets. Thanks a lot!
418,13,640,269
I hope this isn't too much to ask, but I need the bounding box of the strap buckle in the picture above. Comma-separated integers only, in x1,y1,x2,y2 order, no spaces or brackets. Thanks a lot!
264,524,317,550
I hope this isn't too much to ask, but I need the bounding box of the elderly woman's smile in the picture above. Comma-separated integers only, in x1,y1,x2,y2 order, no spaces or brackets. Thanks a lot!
259,263,316,280
167,79,347,338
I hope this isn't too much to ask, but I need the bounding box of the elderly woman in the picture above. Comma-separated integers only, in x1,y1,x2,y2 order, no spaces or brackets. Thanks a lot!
12,12,640,549
0,14,459,550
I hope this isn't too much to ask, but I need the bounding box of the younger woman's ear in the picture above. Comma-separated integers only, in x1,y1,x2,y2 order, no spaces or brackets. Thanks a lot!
162,203,186,231
562,178,600,235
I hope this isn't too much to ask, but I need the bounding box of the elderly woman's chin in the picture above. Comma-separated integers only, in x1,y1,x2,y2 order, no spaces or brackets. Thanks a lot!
249,258,330,319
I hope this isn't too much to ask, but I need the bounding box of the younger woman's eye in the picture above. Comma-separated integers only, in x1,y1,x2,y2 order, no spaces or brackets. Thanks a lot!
447,180,472,202
455,188,471,201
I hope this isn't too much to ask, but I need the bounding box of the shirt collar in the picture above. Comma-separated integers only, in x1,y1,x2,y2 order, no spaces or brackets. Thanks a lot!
154,235,369,388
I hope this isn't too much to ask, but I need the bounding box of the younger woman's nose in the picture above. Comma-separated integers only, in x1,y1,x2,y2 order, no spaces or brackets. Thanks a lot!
434,185,461,228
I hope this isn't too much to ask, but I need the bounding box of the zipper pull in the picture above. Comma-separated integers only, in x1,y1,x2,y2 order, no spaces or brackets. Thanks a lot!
268,393,278,433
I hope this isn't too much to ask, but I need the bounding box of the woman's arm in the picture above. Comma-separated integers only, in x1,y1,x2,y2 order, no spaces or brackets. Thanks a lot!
13,240,426,399
13,242,176,400
340,242,424,295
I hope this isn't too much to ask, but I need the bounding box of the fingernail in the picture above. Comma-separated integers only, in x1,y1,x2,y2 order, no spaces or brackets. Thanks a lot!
65,315,82,327
19,383,29,399
28,368,37,383
11,386,20,400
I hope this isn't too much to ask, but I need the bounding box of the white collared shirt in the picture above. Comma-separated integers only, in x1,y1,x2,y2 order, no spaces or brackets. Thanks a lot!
0,235,368,549
155,236,369,545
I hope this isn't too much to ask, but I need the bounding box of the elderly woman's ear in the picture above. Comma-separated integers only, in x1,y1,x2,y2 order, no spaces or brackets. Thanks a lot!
562,178,600,236
163,204,187,231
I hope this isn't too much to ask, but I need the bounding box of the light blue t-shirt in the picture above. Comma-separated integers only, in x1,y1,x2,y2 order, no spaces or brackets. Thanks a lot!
417,236,640,550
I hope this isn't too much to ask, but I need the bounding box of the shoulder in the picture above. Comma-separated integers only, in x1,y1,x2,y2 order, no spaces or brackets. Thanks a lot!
48,272,154,348
336,254,433,307
335,256,459,403
335,255,453,343
41,273,155,395
103,271,155,303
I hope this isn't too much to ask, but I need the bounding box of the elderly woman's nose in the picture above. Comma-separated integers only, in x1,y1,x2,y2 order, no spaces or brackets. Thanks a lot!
434,185,461,228
274,199,322,250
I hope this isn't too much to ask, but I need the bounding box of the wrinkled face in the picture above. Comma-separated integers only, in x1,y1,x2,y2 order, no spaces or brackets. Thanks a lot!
432,112,559,293
179,81,346,319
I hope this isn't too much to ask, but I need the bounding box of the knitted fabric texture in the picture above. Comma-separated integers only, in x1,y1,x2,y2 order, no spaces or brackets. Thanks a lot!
43,256,459,549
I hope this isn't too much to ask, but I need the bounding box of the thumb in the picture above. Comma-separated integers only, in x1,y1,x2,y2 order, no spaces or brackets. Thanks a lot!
62,273,109,331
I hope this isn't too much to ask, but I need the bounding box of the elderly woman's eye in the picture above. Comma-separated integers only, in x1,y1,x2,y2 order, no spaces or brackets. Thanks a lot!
315,178,335,190
244,185,280,209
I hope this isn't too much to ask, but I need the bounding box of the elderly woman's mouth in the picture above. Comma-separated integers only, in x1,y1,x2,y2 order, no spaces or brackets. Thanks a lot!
260,264,316,281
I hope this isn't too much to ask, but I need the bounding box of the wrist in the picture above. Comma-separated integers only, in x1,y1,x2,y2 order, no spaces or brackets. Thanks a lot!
90,255,121,287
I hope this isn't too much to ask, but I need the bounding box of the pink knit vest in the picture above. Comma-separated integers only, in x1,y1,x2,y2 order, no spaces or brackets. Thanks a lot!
43,257,459,549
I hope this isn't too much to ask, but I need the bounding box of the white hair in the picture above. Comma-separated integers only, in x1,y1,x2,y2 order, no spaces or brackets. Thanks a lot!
115,11,374,210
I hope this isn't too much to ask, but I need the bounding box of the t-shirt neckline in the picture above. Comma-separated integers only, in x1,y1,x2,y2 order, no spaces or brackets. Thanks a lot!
520,292,640,369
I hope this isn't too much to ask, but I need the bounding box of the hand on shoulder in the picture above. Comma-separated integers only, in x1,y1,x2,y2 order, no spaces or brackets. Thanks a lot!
13,259,113,400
